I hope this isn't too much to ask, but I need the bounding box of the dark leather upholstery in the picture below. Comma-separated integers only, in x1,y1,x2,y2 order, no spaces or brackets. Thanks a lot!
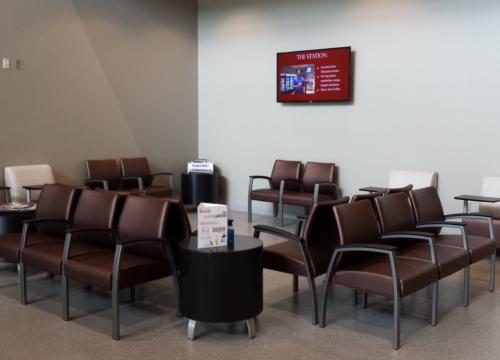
0,184,77,262
250,189,280,202
120,157,173,197
270,160,301,191
280,191,336,206
331,200,438,297
63,196,185,291
464,218,500,249
409,187,496,263
21,189,121,275
301,162,335,193
375,192,416,233
263,198,348,277
375,192,470,277
86,159,121,190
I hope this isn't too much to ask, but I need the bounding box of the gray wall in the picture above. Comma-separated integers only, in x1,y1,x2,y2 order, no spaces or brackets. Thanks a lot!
198,0,500,215
0,0,198,193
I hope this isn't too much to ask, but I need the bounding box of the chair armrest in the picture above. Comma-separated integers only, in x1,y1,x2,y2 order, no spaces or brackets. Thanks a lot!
416,221,466,230
313,182,338,203
84,179,109,191
445,212,492,220
121,176,144,191
381,231,437,264
248,176,272,196
23,185,44,191
152,173,174,188
116,238,170,247
249,175,271,180
336,243,397,253
0,186,10,190
66,227,115,236
24,218,69,226
253,224,301,245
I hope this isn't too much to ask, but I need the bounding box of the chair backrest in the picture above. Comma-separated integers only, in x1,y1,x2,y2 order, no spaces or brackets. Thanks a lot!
479,176,500,218
117,195,169,259
163,198,192,245
5,164,55,202
72,189,123,248
351,192,384,228
270,160,301,191
333,200,382,268
302,197,349,275
35,184,79,236
388,170,438,190
86,159,121,190
375,192,416,233
302,162,336,194
409,187,445,223
120,157,153,187
385,184,413,195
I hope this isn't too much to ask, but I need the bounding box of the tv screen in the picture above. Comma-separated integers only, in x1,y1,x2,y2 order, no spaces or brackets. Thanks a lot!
277,47,351,103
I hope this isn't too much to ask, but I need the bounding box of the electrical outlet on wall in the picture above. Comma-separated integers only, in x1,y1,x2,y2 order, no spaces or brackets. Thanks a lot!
2,58,10,70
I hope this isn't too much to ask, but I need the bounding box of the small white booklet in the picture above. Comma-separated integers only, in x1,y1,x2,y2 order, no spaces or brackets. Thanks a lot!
197,203,228,248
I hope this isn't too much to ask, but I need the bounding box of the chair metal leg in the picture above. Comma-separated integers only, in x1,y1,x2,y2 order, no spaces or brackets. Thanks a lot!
463,266,470,307
62,275,70,321
279,199,284,226
187,319,197,340
293,275,299,293
112,245,123,340
18,263,27,305
351,289,358,306
246,318,256,339
307,276,318,325
273,203,278,218
393,295,401,350
489,254,496,292
431,281,438,326
248,198,252,223
362,292,368,309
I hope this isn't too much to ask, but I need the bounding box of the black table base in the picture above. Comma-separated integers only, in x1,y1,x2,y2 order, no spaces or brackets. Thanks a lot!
178,235,263,339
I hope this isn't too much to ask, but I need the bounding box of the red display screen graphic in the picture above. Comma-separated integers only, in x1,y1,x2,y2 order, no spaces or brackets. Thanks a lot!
277,47,351,103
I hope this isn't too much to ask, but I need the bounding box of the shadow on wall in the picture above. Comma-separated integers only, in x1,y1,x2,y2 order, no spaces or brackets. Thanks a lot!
71,0,196,37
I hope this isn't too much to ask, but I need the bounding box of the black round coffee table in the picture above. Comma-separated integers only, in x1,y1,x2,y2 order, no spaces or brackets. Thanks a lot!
178,235,263,339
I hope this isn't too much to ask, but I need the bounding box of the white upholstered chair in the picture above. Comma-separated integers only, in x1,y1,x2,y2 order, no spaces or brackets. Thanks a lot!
388,169,438,190
475,176,500,217
4,164,55,202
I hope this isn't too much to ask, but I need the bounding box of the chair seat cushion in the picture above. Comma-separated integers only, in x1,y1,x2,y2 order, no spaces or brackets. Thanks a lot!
142,186,172,198
463,218,500,249
436,234,495,263
21,241,108,275
263,241,306,276
250,189,279,203
282,191,336,206
63,252,170,290
263,241,337,278
0,233,60,263
397,243,469,278
333,256,438,297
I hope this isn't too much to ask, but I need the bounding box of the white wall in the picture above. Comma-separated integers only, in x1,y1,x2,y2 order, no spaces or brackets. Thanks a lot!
198,0,500,215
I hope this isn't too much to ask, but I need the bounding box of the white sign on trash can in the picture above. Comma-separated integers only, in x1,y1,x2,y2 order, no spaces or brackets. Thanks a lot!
197,203,228,248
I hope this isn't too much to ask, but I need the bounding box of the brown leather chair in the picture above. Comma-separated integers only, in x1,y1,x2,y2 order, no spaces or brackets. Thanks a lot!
18,189,122,304
0,184,77,266
62,195,186,340
120,157,173,197
248,159,301,223
253,197,349,325
320,199,439,350
408,187,496,303
375,191,471,306
85,159,122,191
278,162,338,226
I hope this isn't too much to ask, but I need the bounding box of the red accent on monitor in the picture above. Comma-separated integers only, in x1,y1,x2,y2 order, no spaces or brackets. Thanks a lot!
277,47,351,103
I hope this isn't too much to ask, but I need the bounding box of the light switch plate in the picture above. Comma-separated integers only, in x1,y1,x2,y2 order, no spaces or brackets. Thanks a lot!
2,58,10,69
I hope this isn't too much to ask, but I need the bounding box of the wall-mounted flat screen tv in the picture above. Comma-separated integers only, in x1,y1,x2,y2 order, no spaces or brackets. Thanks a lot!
277,46,351,103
